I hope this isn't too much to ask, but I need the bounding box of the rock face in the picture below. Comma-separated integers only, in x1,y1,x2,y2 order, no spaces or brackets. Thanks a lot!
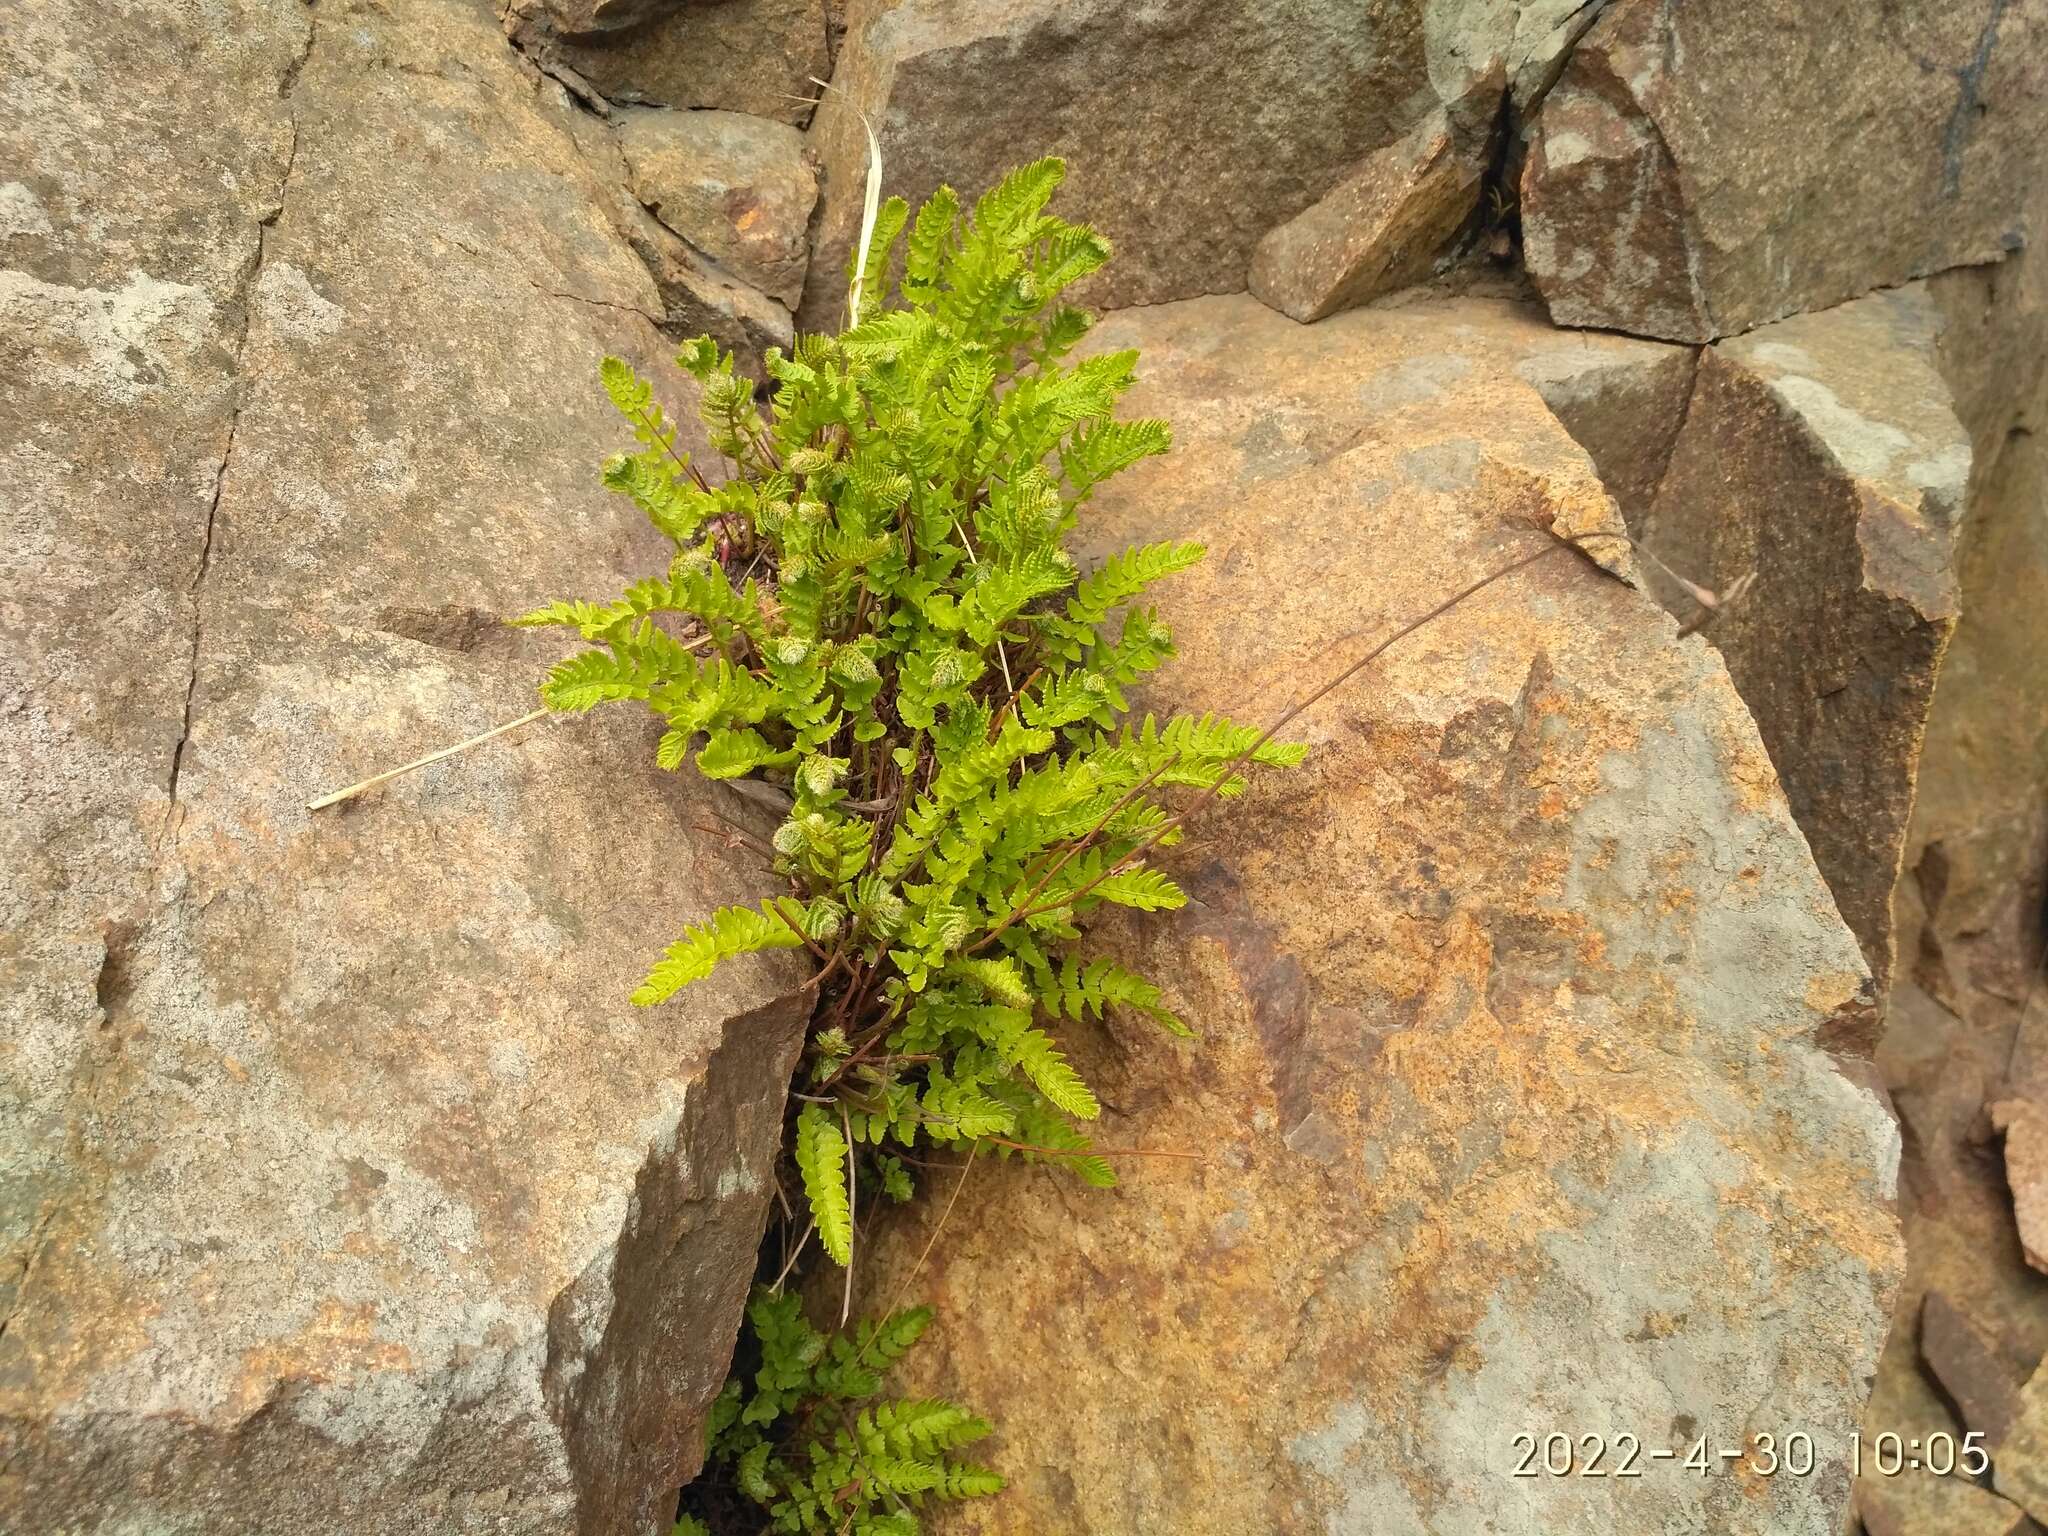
504,0,831,125
2000,1366,2048,1524
1521,0,2046,341
1248,109,1485,324
1628,286,1972,999
804,0,1505,322
567,108,797,364
0,1,804,1531
1859,1474,2037,1536
840,294,1903,1536
1846,173,2048,1528
617,108,817,307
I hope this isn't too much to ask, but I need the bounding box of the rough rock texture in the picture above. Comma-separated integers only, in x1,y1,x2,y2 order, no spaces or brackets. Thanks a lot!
804,0,1518,323
616,108,817,307
1248,109,1485,324
2001,1367,2048,1524
1628,286,1972,1000
515,0,682,38
0,1,804,1531
1511,328,1696,522
1859,1475,2037,1536
1521,0,2047,341
503,0,830,125
1921,1290,2027,1447
1997,1100,2048,1275
567,107,795,362
838,294,1903,1536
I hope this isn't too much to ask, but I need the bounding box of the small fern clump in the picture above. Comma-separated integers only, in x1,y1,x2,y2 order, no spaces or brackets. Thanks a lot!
675,1291,999,1536
521,156,1301,1273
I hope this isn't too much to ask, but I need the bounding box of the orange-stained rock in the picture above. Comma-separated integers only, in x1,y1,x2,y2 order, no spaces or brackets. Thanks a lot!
0,2,802,1531
838,294,1903,1536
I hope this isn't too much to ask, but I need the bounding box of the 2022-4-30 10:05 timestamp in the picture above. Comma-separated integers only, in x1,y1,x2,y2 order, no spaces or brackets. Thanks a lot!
1509,1430,1991,1477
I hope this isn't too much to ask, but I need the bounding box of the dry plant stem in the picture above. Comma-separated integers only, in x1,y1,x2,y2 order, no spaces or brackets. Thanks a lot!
980,1135,1198,1161
856,1142,979,1369
306,708,549,811
1031,529,1625,920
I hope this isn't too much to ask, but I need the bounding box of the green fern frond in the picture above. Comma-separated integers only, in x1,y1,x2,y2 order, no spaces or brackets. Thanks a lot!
632,899,811,1006
796,1103,854,1266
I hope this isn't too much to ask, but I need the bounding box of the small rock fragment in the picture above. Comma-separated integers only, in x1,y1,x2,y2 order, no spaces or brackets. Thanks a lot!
1248,110,1484,323
1993,1098,2048,1275
616,107,817,307
1921,1290,2026,1446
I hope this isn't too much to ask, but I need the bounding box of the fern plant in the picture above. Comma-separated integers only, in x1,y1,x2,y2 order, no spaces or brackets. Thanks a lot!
522,156,1299,1252
675,1290,999,1536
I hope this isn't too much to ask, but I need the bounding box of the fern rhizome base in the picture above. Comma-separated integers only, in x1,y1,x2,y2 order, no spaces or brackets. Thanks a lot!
521,160,1302,1534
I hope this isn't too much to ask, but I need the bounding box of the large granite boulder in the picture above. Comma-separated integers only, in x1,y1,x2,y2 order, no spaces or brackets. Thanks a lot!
838,294,1903,1535
1626,286,1973,1000
1520,0,2047,341
0,1,804,1530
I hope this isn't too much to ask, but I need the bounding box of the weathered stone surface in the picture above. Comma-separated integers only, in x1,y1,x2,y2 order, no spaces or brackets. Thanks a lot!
516,0,683,38
1628,285,1972,1000
1859,170,2048,1525
617,107,817,307
1860,1473,2036,1536
838,294,1901,1536
567,105,795,363
805,0,1515,322
1521,0,2047,342
1,1,802,1530
504,0,830,125
1248,108,1485,324
1511,329,1696,523
2000,1366,2048,1523
1923,1290,2026,1446
1995,1100,2048,1276
1906,191,2048,1041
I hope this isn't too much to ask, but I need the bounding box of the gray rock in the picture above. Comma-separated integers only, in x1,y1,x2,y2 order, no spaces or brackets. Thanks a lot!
0,1,804,1530
838,292,1902,1536
617,107,817,307
1993,1099,2048,1276
504,0,830,125
1630,285,1973,1002
514,0,685,39
1521,0,2047,342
